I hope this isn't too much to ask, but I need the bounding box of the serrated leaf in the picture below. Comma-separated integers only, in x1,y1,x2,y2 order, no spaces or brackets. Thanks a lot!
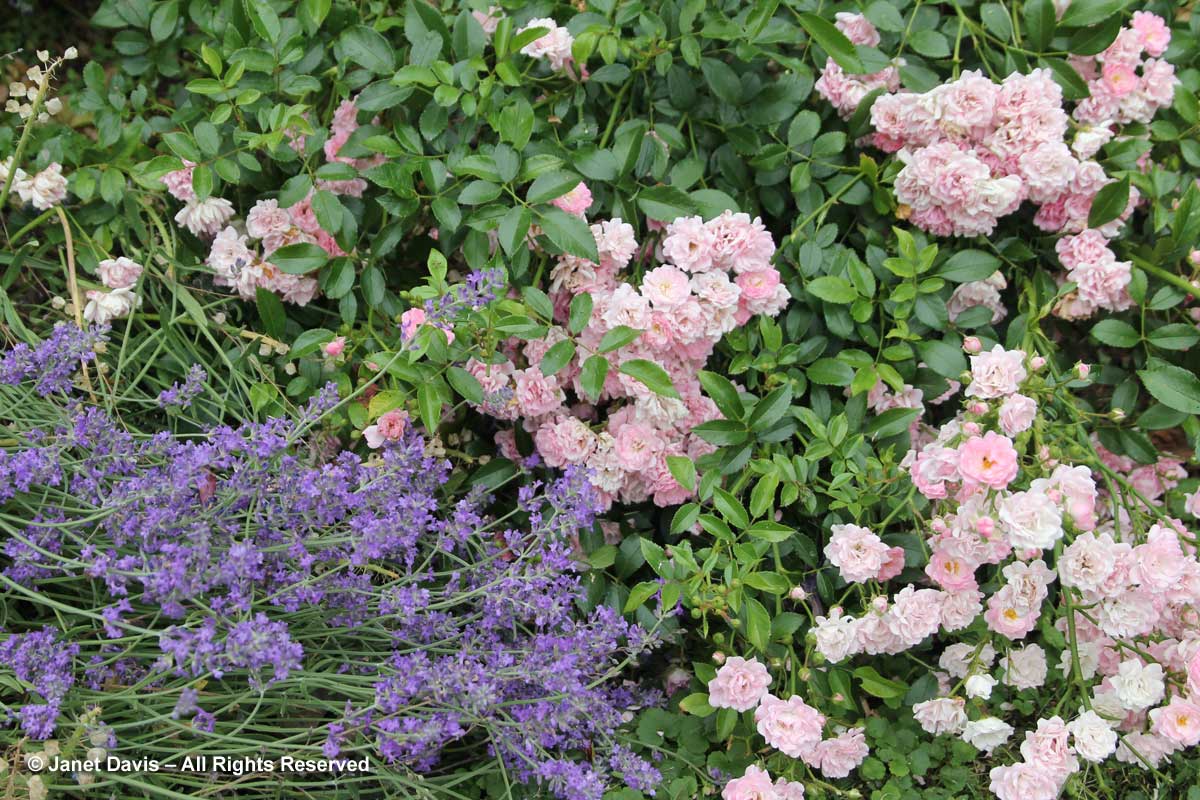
798,12,864,73
698,370,744,420
446,366,484,404
666,455,697,492
538,207,600,262
1088,176,1130,229
1138,366,1200,414
597,325,642,353
619,358,680,399
579,355,609,402
270,243,328,274
568,293,593,335
807,276,858,304
339,25,395,74
540,339,576,376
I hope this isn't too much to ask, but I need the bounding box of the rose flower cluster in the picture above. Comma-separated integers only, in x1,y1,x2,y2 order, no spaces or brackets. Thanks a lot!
162,97,386,305
818,13,1178,321
710,656,869,798
783,341,1200,800
466,209,788,509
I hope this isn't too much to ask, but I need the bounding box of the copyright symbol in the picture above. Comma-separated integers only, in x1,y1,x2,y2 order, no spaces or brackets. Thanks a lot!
25,754,45,772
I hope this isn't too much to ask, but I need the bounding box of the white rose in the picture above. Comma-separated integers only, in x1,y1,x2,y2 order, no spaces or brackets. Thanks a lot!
965,673,997,699
1000,644,1048,690
962,718,1013,753
1111,660,1165,711
913,697,967,735
83,287,140,325
998,489,1063,550
1068,710,1118,763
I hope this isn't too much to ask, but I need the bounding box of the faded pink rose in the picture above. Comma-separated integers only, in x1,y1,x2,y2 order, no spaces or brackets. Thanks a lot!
912,697,967,735
721,765,776,800
966,345,1027,399
988,761,1060,800
551,182,593,217
400,308,427,340
999,393,1037,436
824,524,890,584
807,727,868,778
363,409,409,448
96,257,143,289
754,693,825,757
709,656,771,712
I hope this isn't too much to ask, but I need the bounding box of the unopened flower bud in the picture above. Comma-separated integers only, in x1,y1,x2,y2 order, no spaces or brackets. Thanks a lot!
963,421,981,435
969,402,988,415
1076,362,1090,379
962,336,982,354
789,586,807,601
1030,356,1046,370
712,651,726,665
1111,408,1125,421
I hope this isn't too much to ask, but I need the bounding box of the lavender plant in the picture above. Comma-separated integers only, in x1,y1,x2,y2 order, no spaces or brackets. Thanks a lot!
0,328,661,800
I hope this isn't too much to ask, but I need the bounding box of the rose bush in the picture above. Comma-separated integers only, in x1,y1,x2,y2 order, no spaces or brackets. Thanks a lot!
3,1,1200,799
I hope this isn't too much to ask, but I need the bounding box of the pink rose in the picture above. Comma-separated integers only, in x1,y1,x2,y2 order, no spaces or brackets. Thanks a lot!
966,345,1027,399
363,409,409,448
735,268,781,301
1151,698,1200,746
513,367,564,417
641,265,691,309
988,761,1061,800
1131,11,1170,57
925,550,979,592
754,693,825,757
721,765,776,800
324,336,346,357
96,257,143,289
708,656,771,712
807,727,868,778
662,216,716,273
824,524,890,584
957,432,1020,489
551,181,593,217
1019,716,1078,781
612,423,665,473
400,308,427,340
998,393,1037,436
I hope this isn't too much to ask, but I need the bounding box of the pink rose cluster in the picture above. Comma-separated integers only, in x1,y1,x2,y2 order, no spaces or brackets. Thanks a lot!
840,338,1200,795
868,64,1143,239
1071,12,1178,133
472,209,788,509
825,13,1177,319
813,13,902,118
167,97,382,305
1053,228,1138,318
709,656,868,794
